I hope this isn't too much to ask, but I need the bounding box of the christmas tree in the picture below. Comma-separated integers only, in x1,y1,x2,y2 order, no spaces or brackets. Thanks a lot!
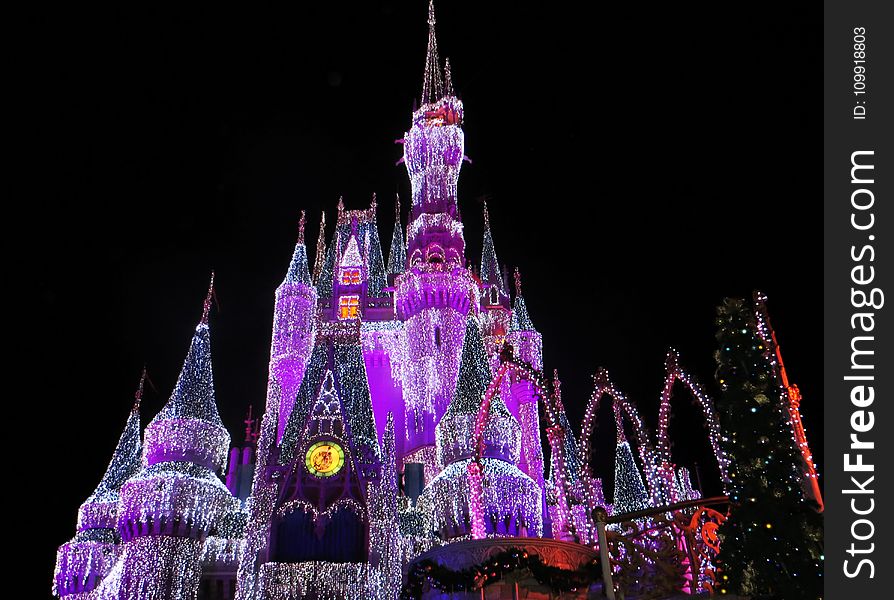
713,297,822,599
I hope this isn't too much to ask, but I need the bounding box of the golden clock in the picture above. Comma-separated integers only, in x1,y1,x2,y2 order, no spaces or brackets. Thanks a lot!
305,441,345,477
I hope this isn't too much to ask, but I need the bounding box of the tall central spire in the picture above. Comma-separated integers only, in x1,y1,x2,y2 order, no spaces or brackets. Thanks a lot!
421,0,444,105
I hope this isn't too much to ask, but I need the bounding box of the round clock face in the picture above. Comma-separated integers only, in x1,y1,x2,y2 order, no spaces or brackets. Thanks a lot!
305,441,345,477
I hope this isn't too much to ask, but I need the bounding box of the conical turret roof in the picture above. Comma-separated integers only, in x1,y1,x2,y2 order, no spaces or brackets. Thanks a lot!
446,316,493,416
151,277,223,426
283,210,311,285
387,194,406,275
509,269,536,332
480,202,505,296
84,375,144,504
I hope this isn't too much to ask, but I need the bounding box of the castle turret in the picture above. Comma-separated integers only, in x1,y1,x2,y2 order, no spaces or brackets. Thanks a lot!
117,276,238,599
53,371,145,597
480,201,508,304
272,212,318,443
420,316,542,540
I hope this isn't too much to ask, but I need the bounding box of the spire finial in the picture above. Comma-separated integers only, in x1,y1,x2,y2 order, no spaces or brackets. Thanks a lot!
444,57,454,96
370,192,377,211
201,271,215,325
337,196,345,214
421,0,444,104
133,365,147,412
244,405,255,443
394,193,401,223
483,199,490,229
514,267,522,297
297,210,306,245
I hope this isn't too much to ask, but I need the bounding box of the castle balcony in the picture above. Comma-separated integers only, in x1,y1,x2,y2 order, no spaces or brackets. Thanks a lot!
144,418,231,473
118,468,238,542
393,270,478,320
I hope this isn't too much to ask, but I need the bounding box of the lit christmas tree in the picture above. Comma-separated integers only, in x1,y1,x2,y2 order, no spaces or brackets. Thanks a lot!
612,440,651,515
713,298,822,599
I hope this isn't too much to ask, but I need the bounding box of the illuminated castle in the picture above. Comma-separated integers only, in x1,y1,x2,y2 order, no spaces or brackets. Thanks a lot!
53,3,740,599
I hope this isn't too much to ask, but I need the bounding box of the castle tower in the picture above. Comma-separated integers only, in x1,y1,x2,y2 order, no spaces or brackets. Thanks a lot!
117,277,238,599
394,0,479,472
271,367,369,563
272,211,318,443
251,333,381,599
53,371,144,597
420,316,542,540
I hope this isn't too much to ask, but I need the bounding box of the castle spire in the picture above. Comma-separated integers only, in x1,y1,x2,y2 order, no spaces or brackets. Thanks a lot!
421,0,444,105
387,193,406,274
133,365,146,412
200,271,215,325
313,211,327,284
283,211,312,285
84,372,145,504
444,57,454,97
151,277,223,426
480,201,506,295
510,268,536,332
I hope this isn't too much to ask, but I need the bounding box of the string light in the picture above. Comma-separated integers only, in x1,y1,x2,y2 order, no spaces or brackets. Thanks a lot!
613,441,651,514
53,5,813,599
713,297,822,598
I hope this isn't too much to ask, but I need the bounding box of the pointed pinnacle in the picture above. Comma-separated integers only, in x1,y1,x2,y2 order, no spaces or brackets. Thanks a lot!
337,196,345,214
200,271,215,325
482,199,490,228
134,366,147,411
554,368,565,398
313,210,327,283
665,348,680,371
394,193,401,223
593,367,611,386
297,210,306,245
370,192,377,212
444,57,454,96
318,211,327,242
244,405,254,443
421,0,444,104
514,267,522,297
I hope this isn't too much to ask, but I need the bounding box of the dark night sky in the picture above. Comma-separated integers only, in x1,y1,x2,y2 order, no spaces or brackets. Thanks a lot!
14,2,819,591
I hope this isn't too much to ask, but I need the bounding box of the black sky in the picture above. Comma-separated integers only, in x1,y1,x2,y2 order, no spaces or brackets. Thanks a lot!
14,2,820,590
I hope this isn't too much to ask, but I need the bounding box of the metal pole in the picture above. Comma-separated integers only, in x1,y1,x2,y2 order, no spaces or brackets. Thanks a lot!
593,508,615,600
